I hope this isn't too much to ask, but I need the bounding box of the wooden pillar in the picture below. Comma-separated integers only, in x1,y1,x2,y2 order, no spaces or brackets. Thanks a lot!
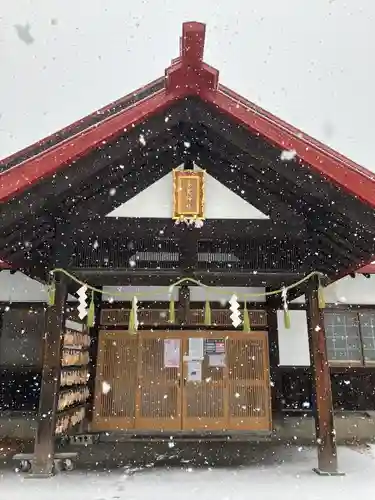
87,287,102,423
178,284,190,325
306,275,342,475
31,274,68,477
265,290,282,412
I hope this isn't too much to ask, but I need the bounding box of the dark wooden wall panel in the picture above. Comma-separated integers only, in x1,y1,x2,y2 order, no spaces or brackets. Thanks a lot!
279,367,375,412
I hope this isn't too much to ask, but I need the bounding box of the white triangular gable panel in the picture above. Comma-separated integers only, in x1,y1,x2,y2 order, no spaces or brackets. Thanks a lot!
108,174,172,218
107,171,269,219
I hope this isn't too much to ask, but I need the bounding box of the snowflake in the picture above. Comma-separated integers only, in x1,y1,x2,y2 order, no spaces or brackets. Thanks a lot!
102,381,111,394
280,149,297,161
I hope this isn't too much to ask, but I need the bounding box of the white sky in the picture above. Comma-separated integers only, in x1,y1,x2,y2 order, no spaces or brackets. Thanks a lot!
0,0,374,170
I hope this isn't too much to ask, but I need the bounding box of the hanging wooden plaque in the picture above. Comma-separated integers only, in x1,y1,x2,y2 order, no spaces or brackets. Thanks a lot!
172,170,205,220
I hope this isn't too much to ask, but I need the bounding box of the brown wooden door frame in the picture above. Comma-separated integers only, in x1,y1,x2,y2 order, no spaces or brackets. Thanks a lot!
93,330,272,433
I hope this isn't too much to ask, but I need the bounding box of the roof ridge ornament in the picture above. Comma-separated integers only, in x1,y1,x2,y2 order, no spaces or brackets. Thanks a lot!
165,21,219,95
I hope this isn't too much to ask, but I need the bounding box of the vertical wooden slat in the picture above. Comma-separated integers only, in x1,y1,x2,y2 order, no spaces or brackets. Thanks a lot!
227,332,271,431
136,332,181,430
93,330,272,434
92,331,137,431
182,334,226,430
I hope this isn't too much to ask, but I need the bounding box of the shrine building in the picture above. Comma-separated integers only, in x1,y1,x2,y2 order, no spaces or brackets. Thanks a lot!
1,21,375,476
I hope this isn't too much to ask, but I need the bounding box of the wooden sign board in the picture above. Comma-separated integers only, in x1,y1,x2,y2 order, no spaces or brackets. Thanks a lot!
172,170,205,220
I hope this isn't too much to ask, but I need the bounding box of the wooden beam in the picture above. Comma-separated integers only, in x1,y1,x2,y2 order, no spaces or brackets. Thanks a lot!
191,117,374,234
308,228,357,270
31,273,68,477
190,103,354,227
0,102,189,231
73,217,303,240
69,268,304,287
87,286,102,423
178,284,190,325
179,232,198,274
306,274,341,475
194,123,375,263
265,289,282,412
193,144,305,227
193,141,371,276
61,134,184,221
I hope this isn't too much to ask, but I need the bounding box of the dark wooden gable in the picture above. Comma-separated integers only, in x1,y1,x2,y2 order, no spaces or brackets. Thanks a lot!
1,94,375,288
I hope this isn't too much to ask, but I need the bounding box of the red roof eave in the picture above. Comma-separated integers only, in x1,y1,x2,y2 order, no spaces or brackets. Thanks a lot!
200,86,375,208
1,20,375,214
0,87,180,202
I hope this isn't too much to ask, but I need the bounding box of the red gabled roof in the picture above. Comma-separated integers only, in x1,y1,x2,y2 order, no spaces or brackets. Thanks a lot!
1,21,375,209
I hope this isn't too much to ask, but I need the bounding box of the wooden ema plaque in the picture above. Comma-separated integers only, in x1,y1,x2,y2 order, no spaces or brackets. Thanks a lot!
172,170,205,220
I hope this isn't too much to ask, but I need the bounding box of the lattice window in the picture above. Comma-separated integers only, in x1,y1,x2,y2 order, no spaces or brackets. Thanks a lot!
359,312,375,364
324,312,362,365
324,310,375,366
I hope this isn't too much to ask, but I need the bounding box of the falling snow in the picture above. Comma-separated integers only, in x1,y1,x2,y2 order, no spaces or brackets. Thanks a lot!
14,23,34,44
280,149,297,161
101,381,111,394
1,7,375,499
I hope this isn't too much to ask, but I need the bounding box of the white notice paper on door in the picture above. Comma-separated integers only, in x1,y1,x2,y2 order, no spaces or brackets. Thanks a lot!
164,339,180,368
209,353,226,368
187,361,202,382
188,338,204,360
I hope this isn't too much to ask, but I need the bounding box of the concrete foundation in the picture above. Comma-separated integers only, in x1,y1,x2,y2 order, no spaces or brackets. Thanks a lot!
1,411,375,444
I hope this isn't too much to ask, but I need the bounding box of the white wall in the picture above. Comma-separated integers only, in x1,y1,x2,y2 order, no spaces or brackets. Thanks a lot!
323,274,375,305
107,169,269,220
291,274,375,305
277,310,310,366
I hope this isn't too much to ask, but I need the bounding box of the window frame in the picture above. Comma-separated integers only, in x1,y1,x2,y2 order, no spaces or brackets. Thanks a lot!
324,308,375,367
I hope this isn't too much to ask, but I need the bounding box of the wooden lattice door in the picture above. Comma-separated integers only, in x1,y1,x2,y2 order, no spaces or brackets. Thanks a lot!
93,330,271,433
227,332,271,431
93,331,138,431
181,332,228,430
135,331,182,430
